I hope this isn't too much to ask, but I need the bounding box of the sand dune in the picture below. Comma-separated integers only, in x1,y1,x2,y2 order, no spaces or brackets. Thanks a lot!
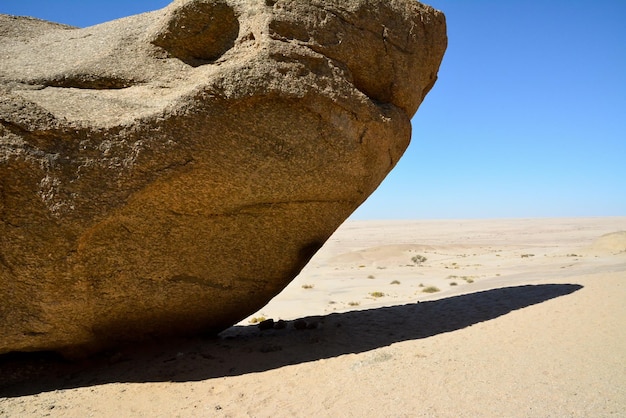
586,230,626,255
1,217,625,417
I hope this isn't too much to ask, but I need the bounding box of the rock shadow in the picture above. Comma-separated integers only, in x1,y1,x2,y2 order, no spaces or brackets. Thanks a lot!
0,283,582,397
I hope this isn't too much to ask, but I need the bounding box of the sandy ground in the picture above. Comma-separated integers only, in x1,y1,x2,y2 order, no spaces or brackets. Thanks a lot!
1,217,625,417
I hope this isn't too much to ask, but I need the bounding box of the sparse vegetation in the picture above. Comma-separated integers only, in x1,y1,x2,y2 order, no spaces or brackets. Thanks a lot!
370,291,385,298
422,286,440,293
249,316,266,324
521,254,535,258
461,276,475,283
348,301,361,306
301,284,314,289
411,254,427,266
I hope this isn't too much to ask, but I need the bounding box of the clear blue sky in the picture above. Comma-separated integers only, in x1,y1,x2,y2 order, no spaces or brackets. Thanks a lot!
2,1,625,219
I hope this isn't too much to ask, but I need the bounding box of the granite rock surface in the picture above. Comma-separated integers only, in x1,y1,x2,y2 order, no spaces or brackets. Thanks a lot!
0,0,446,355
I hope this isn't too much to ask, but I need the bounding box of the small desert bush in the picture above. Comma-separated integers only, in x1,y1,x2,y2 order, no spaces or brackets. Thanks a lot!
450,282,458,286
422,286,440,293
301,284,314,289
367,274,376,279
411,255,427,266
348,301,361,306
390,280,401,285
249,316,266,324
370,291,385,298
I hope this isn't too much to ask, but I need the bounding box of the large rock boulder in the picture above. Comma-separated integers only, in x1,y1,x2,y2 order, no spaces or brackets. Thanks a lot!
0,0,446,356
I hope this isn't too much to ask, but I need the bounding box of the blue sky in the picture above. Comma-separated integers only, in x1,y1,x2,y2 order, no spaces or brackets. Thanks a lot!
2,1,625,219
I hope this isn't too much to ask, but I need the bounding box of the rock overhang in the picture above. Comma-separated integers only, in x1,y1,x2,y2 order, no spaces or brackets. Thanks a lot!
0,0,446,356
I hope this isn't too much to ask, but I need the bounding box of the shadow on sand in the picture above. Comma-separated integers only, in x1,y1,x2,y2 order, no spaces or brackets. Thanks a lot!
1,283,582,397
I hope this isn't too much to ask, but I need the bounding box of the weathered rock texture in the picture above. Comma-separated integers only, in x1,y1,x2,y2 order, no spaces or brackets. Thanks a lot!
0,0,446,355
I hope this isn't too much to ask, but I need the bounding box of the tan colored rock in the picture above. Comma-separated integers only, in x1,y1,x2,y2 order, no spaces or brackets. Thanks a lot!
0,0,446,356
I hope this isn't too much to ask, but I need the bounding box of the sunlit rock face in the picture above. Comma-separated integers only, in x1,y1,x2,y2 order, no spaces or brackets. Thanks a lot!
0,0,446,356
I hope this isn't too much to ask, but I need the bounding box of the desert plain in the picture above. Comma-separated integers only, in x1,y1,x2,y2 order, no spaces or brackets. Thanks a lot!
1,217,625,417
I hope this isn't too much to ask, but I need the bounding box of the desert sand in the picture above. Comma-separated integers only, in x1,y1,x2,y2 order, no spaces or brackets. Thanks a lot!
1,217,625,417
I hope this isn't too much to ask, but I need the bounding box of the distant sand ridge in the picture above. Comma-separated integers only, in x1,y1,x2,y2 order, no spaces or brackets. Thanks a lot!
586,231,626,254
